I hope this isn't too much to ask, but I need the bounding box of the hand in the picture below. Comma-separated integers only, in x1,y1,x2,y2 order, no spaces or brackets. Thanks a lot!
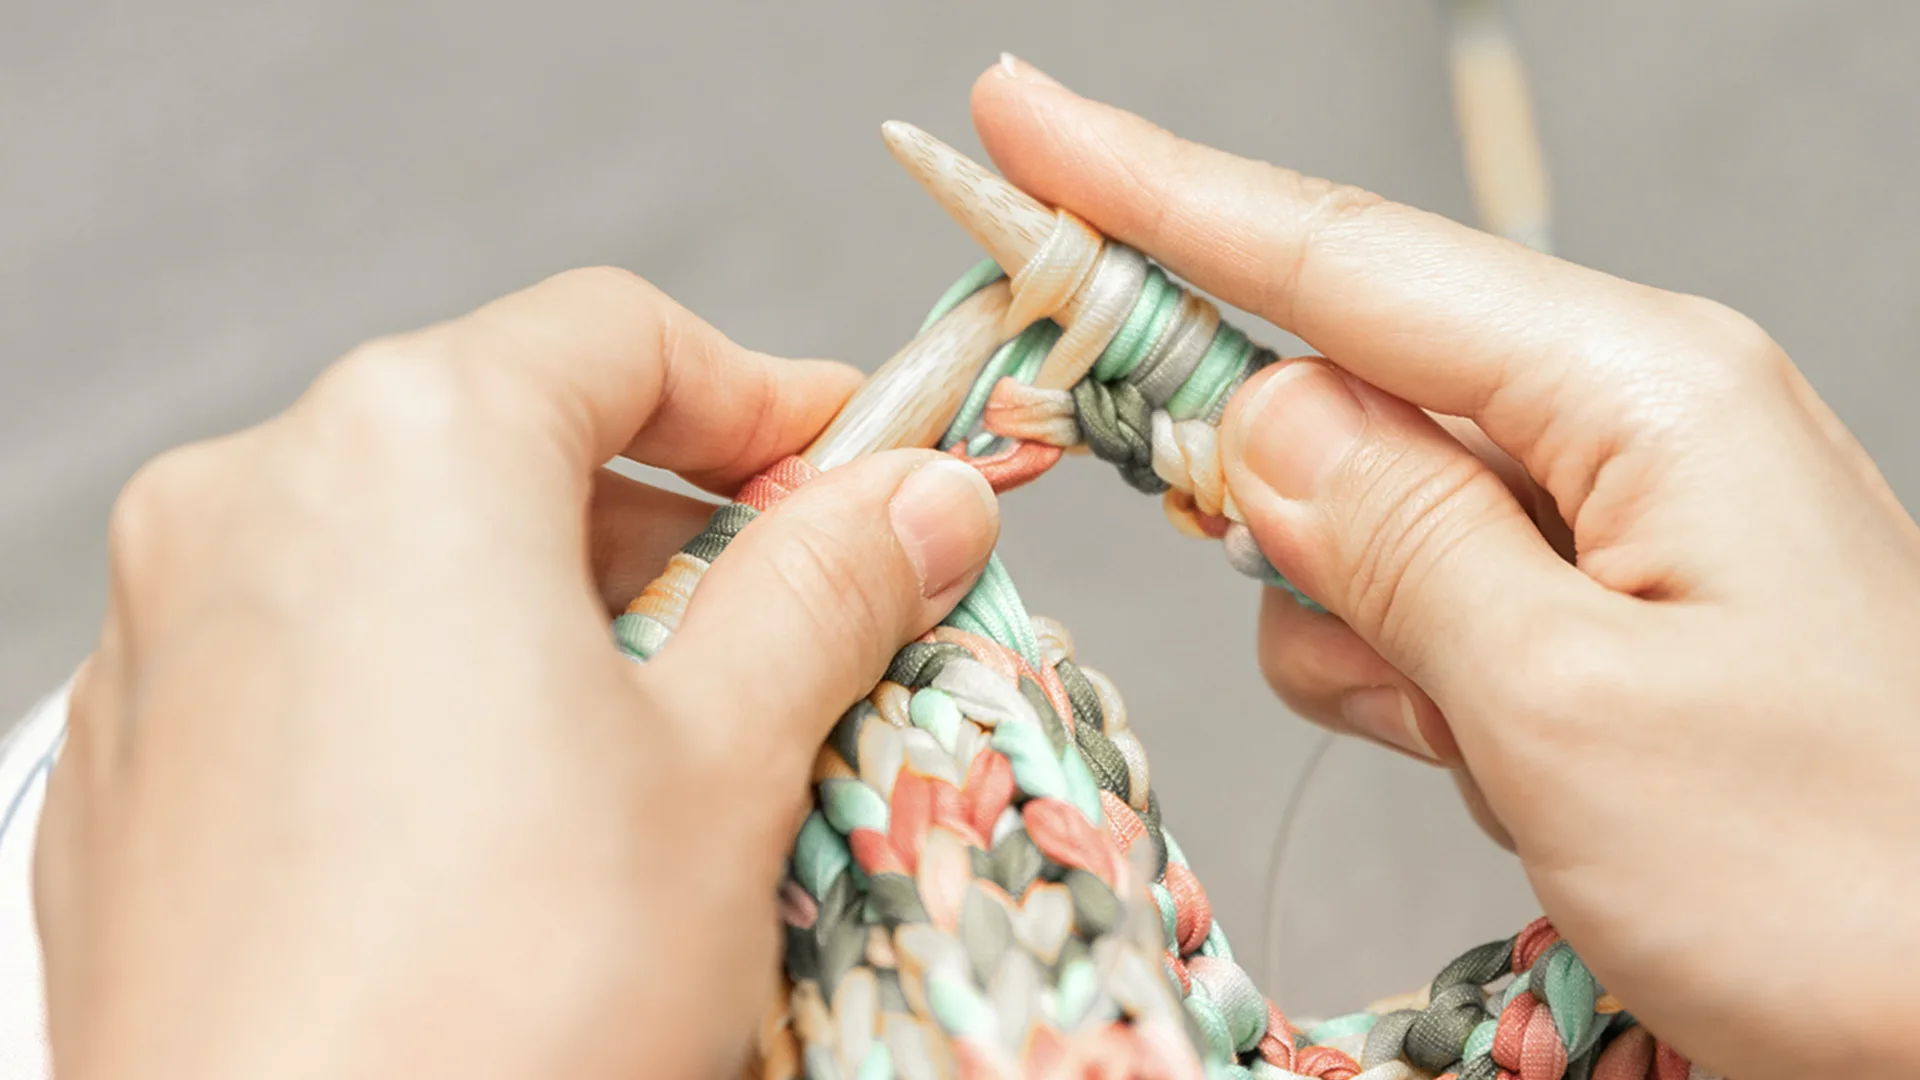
974,59,1920,1080
33,269,1000,1080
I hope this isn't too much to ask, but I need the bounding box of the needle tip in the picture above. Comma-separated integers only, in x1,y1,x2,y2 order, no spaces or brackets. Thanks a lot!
879,121,1056,277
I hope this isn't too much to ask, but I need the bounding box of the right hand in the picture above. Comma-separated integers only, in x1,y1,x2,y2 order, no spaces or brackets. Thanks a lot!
975,58,1920,1080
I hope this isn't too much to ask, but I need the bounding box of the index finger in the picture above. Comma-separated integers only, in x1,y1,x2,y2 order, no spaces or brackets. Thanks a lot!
354,266,862,496
968,62,1772,484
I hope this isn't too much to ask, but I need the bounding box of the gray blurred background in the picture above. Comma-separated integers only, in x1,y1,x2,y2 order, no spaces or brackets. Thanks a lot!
3,1,1916,1017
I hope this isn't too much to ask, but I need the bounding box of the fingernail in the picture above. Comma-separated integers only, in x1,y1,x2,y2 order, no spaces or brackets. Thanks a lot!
890,457,999,598
1340,687,1440,762
1233,362,1367,501
999,52,1064,89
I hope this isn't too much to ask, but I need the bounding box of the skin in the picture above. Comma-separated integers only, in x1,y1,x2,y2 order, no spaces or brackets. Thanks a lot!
30,59,1919,1080
33,268,1001,1080
974,57,1920,1080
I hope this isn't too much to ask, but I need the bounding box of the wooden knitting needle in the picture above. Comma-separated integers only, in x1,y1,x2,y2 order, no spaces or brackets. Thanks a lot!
619,278,1010,655
883,121,1129,394
619,143,1022,652
880,120,1057,281
802,278,1012,469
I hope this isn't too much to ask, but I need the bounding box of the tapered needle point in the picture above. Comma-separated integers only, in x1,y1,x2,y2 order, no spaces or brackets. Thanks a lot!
881,120,1057,277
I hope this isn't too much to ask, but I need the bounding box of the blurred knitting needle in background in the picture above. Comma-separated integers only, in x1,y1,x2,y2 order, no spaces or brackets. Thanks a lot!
1446,0,1553,253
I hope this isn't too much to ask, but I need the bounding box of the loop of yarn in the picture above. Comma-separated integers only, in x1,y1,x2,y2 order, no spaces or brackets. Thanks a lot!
605,263,1705,1079
1347,917,1702,1080
925,256,1328,613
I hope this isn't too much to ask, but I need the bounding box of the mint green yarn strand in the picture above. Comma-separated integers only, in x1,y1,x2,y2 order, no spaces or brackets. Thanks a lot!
962,429,1000,457
1092,266,1178,382
927,973,995,1037
1200,921,1234,963
921,257,1005,332
939,320,1060,451
908,688,963,753
942,337,1021,451
612,611,668,660
819,778,889,835
1167,322,1252,420
793,811,851,900
1055,958,1100,1026
1539,942,1599,1056
1502,970,1533,1009
1304,1012,1377,1045
990,717,1070,802
945,553,1042,665
1059,741,1107,827
1009,322,1056,383
1185,995,1235,1063
1152,883,1178,948
1463,1017,1499,1064
855,1043,893,1080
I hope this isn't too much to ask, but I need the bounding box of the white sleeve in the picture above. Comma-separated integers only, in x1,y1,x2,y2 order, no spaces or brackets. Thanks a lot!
0,683,65,1080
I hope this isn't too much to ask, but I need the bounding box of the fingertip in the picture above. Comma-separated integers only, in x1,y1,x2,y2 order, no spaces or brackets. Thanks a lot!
971,53,1069,118
1257,588,1462,766
649,450,999,752
1256,587,1389,717
971,56,1010,105
1337,685,1459,766
887,454,1000,601
780,356,867,442
665,355,866,495
969,57,1093,197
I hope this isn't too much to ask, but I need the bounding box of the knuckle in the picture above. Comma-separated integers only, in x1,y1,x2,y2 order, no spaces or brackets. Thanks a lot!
1261,169,1387,320
314,267,670,449
1341,450,1509,651
311,334,482,448
551,264,663,306
761,516,908,657
1255,594,1332,703
108,442,224,579
303,334,510,461
1662,292,1785,376
1298,174,1390,231
708,359,785,478
1489,619,1626,732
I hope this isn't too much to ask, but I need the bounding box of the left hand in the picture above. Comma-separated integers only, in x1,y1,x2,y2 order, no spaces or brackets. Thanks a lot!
970,59,1920,1080
33,268,1000,1080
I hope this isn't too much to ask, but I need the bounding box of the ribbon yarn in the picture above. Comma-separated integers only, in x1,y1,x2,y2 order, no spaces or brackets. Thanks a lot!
606,258,1712,1080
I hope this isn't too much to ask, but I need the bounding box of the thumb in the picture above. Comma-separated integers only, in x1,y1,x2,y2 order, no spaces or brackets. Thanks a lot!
1223,359,1592,703
642,451,999,766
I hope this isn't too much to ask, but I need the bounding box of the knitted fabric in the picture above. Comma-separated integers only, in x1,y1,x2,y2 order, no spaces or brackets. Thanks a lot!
923,254,1322,614
608,259,1711,1080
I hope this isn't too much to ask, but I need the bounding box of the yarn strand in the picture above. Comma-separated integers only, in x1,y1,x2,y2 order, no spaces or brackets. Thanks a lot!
608,256,1701,1078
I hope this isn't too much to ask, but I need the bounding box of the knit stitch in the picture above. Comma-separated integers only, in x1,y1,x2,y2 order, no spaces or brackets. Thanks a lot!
611,261,1701,1079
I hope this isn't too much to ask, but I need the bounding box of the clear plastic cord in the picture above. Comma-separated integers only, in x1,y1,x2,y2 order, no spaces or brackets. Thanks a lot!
1259,728,1337,996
